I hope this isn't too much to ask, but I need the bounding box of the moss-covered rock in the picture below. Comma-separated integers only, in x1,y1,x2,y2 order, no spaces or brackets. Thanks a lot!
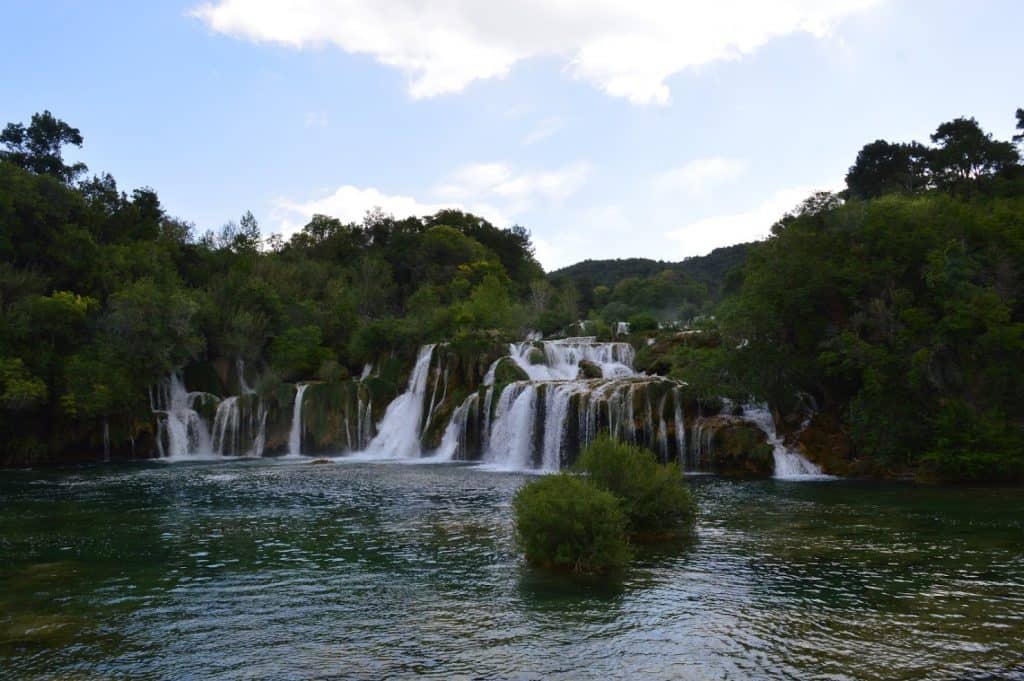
578,359,603,379
492,357,529,384
704,418,774,478
796,411,858,477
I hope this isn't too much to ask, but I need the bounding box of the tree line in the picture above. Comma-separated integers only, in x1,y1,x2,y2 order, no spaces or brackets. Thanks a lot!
0,111,580,463
673,109,1024,480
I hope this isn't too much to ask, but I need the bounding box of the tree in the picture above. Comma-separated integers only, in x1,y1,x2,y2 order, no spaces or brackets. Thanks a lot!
1014,108,1024,144
1,111,87,183
845,140,931,198
929,117,1018,190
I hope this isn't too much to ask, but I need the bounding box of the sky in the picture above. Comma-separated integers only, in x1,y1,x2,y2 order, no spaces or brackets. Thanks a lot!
3,1,1022,270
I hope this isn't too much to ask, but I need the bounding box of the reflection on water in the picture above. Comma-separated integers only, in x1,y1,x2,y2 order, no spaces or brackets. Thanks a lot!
1,461,1022,680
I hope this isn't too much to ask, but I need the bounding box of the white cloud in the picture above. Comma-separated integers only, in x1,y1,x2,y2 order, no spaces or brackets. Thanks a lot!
523,117,563,145
273,185,458,238
190,0,884,105
270,159,586,238
655,157,748,193
665,182,843,256
435,161,591,213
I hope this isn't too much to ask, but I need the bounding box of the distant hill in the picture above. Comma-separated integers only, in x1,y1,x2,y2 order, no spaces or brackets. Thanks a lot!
548,242,751,298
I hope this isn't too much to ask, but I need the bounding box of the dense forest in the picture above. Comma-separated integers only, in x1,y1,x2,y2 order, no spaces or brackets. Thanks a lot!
549,242,750,319
1,109,1022,480
672,111,1024,480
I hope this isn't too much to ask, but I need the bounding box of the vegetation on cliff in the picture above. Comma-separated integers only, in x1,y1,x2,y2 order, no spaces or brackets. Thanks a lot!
0,111,568,464
2,106,1023,481
667,111,1024,481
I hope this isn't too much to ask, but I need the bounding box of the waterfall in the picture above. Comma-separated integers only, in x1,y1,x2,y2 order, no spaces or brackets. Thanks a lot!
740,404,828,479
485,383,538,469
287,384,309,457
153,372,216,459
103,419,110,462
212,396,240,455
362,344,436,458
433,393,478,460
327,332,832,480
250,402,267,457
673,387,686,467
508,337,636,381
237,359,255,394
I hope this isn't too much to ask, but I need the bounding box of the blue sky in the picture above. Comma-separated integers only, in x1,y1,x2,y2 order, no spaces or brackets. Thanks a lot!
3,1,1022,269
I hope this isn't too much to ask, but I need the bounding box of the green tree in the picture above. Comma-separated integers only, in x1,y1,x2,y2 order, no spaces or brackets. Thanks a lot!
929,117,1018,191
1,111,87,183
845,140,931,198
513,473,631,574
575,435,695,538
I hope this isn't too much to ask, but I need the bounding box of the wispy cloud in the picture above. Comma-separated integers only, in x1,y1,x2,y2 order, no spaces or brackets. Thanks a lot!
523,117,563,145
654,157,749,193
190,0,884,105
665,181,843,256
272,159,590,239
435,161,591,212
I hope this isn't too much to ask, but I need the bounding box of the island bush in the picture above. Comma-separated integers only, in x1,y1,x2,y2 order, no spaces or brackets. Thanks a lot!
575,435,696,539
512,473,630,574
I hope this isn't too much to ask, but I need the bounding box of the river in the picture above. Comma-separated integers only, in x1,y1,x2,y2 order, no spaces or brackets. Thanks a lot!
1,460,1022,680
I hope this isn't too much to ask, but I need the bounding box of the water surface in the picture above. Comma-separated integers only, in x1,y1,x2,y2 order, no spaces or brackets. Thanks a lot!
1,461,1022,680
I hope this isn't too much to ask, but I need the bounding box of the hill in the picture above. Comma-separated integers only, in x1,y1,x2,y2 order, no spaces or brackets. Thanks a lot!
548,243,751,299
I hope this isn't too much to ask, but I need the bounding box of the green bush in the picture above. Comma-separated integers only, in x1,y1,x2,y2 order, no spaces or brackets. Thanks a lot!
513,473,630,574
575,435,696,539
627,312,659,332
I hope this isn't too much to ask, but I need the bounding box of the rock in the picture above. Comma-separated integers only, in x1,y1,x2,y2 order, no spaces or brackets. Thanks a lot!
492,357,530,384
526,347,546,365
577,359,603,379
704,418,774,478
796,412,854,476
310,458,332,464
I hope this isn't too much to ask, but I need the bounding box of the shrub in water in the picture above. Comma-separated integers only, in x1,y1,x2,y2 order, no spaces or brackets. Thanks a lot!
513,473,631,574
575,435,696,539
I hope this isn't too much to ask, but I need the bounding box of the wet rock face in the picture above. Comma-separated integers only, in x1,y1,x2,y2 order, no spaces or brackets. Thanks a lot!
492,357,530,385
526,347,546,365
796,412,854,476
577,359,603,379
702,417,774,478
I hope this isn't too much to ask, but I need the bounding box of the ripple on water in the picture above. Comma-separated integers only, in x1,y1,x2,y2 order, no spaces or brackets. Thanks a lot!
1,463,1023,680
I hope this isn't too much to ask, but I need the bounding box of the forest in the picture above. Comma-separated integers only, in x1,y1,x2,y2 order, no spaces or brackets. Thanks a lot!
1,109,1022,480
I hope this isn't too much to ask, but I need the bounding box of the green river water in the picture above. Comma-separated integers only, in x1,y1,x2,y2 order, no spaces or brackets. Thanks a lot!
1,460,1022,680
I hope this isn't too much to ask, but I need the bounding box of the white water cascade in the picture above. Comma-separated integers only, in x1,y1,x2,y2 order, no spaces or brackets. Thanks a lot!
153,373,216,459
741,404,829,480
362,344,436,458
287,384,310,458
507,337,635,381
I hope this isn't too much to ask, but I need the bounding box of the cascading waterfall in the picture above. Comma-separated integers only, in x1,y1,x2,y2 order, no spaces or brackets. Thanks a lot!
485,383,538,469
237,359,255,394
103,419,110,462
212,396,240,455
152,373,216,459
287,384,309,457
741,404,828,480
434,393,478,460
508,337,635,380
362,344,436,458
